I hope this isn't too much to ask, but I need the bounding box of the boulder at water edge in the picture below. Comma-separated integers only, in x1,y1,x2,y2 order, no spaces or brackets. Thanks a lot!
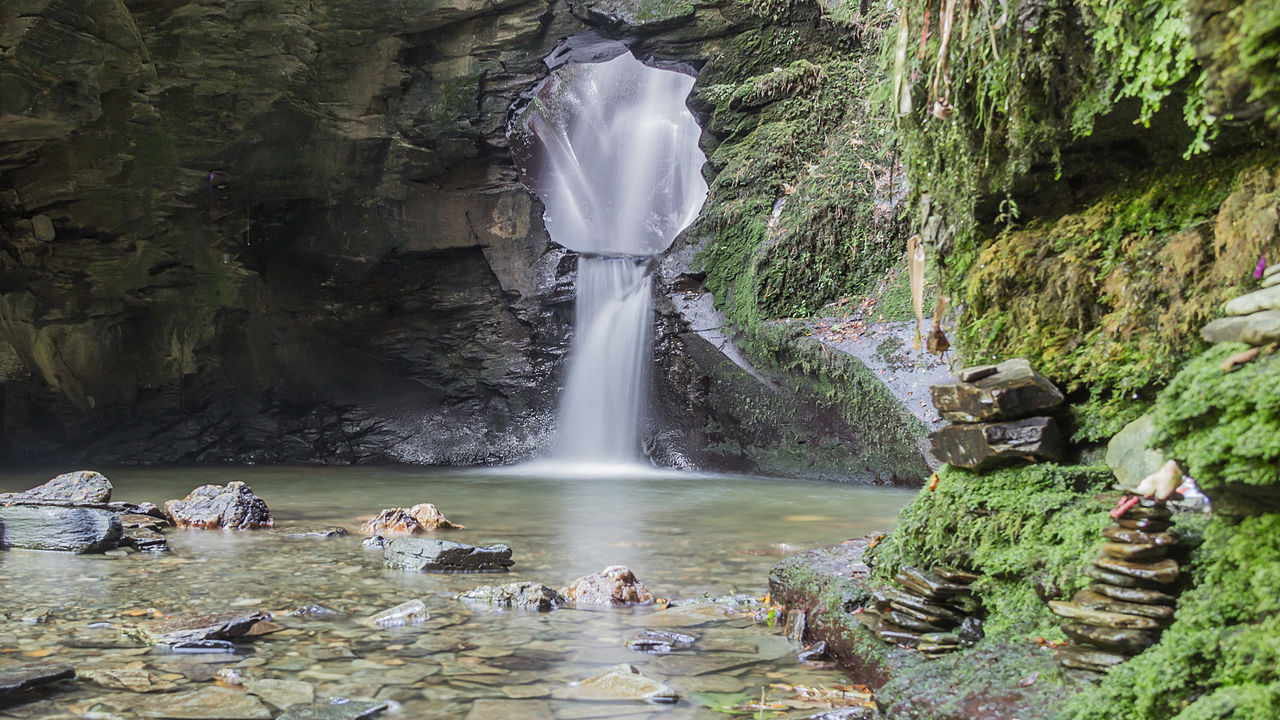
360,503,463,537
562,565,654,607
164,481,272,529
458,582,566,610
0,505,122,552
383,537,513,572
0,470,112,505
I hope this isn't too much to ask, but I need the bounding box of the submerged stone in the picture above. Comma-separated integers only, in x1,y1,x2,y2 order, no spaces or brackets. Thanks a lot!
164,482,272,530
243,679,315,709
122,526,169,552
0,470,112,505
1061,623,1157,655
928,416,1064,471
275,700,387,720
361,599,429,628
551,663,677,702
562,565,654,607
626,629,696,653
0,662,75,703
458,582,565,610
0,505,122,552
1093,557,1180,585
78,667,178,693
138,686,273,718
930,358,1064,423
269,526,349,538
1047,601,1161,630
383,537,513,573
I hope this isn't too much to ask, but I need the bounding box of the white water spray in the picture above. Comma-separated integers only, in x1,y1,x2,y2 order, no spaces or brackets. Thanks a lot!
512,50,707,464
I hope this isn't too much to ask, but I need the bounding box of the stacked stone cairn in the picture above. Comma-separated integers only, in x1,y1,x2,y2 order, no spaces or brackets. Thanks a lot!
1201,262,1280,347
1051,497,1182,673
867,565,983,658
928,359,1065,471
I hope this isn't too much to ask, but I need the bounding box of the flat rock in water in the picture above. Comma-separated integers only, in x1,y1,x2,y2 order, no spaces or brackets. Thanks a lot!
0,470,112,505
928,416,1064,471
127,609,271,645
139,686,273,718
1054,646,1129,672
1071,590,1175,620
78,667,179,693
625,602,731,627
1102,541,1166,562
269,526,348,538
466,699,553,720
243,679,315,710
625,629,696,654
562,565,653,607
0,505,122,552
164,482,272,530
1201,310,1280,345
360,503,463,537
930,358,1064,423
361,599,429,627
1047,601,1161,630
1105,414,1166,493
383,537,513,572
458,582,565,610
1225,284,1280,315
1061,623,1157,655
277,703,387,720
552,663,677,702
0,662,75,702
121,513,170,531
1101,526,1177,546
1093,556,1179,585
1088,582,1176,606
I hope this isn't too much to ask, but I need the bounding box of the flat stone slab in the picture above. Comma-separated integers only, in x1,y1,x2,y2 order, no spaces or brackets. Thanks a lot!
930,358,1064,423
0,662,75,703
1071,589,1174,621
1225,284,1280,315
1102,541,1166,561
929,416,1064,471
78,667,179,693
1061,623,1157,655
1101,526,1177,546
1201,310,1280,345
458,582,565,610
361,599,429,628
551,664,677,702
275,700,387,720
1088,582,1176,606
0,505,122,552
1054,647,1129,672
1047,601,1161,630
0,470,112,505
138,686,273,718
383,538,513,573
127,609,271,646
1093,556,1179,585
269,525,349,538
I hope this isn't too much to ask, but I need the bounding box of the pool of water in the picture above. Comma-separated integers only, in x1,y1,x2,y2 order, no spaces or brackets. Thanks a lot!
0,466,913,719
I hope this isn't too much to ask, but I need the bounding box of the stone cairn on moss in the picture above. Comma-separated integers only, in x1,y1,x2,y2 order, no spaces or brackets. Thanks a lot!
927,359,1065,471
1201,262,1280,347
867,565,983,658
1050,497,1181,673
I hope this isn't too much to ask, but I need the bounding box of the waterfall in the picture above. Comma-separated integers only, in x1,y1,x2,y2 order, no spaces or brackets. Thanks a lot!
511,49,707,465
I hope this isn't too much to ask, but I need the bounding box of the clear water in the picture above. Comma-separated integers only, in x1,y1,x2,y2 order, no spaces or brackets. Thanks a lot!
0,467,911,718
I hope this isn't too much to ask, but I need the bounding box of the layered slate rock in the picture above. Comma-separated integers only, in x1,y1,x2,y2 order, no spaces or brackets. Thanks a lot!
928,416,1064,471
929,359,1064,423
126,609,272,647
164,482,272,529
0,470,112,505
1050,496,1184,672
562,565,654,607
458,582,566,610
0,662,75,704
869,565,980,658
0,505,122,552
383,538,513,573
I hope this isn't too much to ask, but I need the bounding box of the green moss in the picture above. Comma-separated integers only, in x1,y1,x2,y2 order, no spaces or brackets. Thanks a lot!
956,154,1280,441
868,463,1113,639
1151,343,1280,494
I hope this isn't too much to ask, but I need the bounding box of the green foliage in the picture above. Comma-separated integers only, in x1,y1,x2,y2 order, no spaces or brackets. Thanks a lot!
868,463,1113,638
1065,514,1280,720
1152,343,1280,492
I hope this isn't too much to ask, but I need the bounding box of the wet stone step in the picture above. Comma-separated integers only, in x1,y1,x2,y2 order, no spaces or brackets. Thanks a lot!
1093,556,1180,585
1088,582,1177,606
1101,541,1167,562
1053,647,1129,673
1061,623,1158,655
1071,590,1175,621
1047,601,1162,631
1101,526,1177,546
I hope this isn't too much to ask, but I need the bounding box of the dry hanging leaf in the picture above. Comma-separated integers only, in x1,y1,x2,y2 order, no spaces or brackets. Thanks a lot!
908,234,926,350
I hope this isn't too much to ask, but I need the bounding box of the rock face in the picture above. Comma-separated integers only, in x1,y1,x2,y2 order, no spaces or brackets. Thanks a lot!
382,538,513,572
562,565,654,607
0,470,112,505
164,482,272,529
929,359,1064,423
0,505,122,552
928,416,1064,471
